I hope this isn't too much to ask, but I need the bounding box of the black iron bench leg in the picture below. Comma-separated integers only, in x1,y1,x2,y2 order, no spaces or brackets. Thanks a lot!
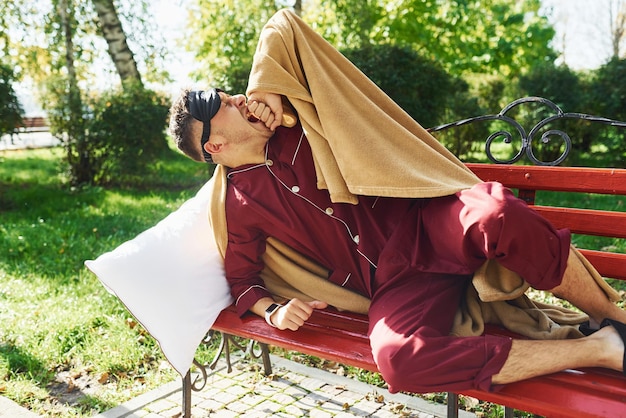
446,391,515,417
181,336,272,417
447,392,459,418
259,342,272,375
182,371,192,418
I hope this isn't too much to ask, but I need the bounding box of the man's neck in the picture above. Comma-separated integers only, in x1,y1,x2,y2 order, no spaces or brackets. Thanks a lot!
221,139,269,168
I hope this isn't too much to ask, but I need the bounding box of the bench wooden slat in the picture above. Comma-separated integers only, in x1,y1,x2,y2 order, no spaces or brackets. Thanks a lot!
462,368,626,418
467,163,626,195
580,250,626,281
533,206,626,238
212,306,376,371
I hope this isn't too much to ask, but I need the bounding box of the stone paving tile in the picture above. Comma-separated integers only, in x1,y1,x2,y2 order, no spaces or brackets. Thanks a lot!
281,403,307,416
225,401,252,414
196,398,226,412
145,398,177,414
0,396,43,418
95,354,475,418
299,376,327,392
334,390,363,404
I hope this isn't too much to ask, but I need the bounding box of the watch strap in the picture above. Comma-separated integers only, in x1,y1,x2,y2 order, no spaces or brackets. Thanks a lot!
264,303,282,327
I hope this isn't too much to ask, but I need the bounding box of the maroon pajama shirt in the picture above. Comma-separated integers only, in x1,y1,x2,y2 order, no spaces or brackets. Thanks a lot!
224,125,570,393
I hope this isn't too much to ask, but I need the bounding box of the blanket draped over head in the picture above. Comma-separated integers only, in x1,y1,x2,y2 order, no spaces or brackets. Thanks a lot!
208,9,620,339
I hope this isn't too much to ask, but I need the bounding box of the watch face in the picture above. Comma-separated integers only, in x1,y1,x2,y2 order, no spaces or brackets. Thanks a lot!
266,303,280,314
265,303,281,327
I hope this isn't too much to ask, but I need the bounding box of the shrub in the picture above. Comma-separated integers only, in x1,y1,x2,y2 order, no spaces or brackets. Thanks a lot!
0,62,23,136
591,58,626,167
341,44,453,129
593,57,626,120
437,77,489,160
86,83,171,185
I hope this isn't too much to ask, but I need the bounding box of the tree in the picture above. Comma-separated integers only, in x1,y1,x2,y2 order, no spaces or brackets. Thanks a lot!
51,0,91,184
609,0,626,59
302,0,384,49
372,0,556,77
0,63,23,137
91,0,143,87
186,0,284,90
187,0,557,91
1,0,165,104
1,0,171,185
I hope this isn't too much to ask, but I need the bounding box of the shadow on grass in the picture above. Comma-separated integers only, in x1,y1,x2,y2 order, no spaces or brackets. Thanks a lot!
47,372,118,415
0,341,49,382
0,340,118,414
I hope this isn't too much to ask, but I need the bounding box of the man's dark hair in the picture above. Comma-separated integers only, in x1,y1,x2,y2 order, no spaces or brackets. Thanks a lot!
168,88,212,163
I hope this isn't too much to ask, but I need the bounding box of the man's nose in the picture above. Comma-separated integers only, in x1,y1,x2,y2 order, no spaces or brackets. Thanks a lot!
232,94,247,108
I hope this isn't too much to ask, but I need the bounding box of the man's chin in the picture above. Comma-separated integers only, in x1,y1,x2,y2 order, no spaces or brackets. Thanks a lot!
246,112,276,135
251,122,273,136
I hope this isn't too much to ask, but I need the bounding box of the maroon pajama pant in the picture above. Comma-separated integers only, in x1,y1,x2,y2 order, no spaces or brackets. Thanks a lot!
369,182,571,393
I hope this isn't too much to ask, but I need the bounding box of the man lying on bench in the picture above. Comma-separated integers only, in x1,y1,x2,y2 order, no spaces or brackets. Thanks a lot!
167,9,626,395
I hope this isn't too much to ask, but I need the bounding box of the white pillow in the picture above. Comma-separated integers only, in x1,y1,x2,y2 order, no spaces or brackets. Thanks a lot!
85,177,232,376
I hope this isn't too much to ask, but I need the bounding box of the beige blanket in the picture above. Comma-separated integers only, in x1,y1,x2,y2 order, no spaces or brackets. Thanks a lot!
247,11,480,204
209,9,619,340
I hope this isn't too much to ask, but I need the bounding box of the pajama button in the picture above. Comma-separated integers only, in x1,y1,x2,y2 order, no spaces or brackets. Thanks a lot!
291,186,300,193
325,207,334,215
353,235,360,244
266,159,273,166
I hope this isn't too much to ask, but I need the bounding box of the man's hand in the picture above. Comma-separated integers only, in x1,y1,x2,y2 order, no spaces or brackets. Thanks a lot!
272,299,328,331
247,92,284,131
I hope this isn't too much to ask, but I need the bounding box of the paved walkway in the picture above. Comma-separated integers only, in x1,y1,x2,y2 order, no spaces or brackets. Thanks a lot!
95,355,475,418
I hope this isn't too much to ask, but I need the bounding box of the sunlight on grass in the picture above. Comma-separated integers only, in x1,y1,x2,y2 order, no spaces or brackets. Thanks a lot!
0,148,64,181
0,147,208,416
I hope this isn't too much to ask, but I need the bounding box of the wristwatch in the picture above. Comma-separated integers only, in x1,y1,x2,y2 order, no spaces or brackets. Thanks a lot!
264,303,282,327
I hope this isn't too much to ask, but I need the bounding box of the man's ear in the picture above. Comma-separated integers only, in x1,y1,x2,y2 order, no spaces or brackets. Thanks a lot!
204,140,223,155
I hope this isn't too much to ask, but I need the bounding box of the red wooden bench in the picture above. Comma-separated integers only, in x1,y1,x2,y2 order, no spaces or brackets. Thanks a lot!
183,98,626,418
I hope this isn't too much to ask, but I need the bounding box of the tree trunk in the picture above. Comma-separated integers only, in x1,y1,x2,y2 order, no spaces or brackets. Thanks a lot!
293,0,302,16
91,0,142,86
59,3,77,92
59,0,93,185
609,0,626,59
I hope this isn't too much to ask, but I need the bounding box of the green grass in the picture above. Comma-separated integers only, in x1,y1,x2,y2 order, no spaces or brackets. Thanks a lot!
0,146,213,416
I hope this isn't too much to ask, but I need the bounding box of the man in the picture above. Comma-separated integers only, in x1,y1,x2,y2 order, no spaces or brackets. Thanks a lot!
169,9,626,394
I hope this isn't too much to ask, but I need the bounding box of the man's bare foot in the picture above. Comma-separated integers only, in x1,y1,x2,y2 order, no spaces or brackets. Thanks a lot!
591,324,625,373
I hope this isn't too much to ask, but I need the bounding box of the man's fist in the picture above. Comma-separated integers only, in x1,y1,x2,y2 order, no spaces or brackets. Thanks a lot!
272,299,328,331
247,92,284,131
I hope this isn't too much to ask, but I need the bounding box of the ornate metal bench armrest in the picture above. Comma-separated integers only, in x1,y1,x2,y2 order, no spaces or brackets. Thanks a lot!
428,96,626,166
